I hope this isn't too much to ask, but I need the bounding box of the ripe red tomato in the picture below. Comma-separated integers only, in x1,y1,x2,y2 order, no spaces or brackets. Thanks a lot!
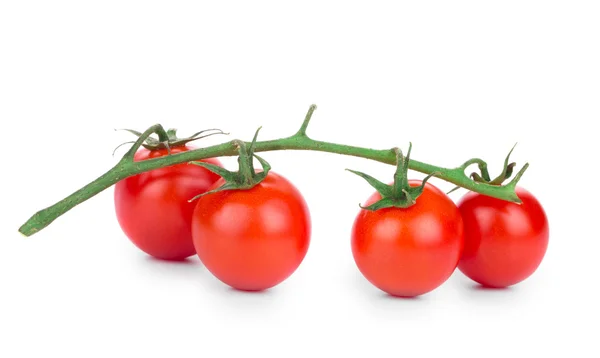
114,146,222,260
351,180,464,297
191,172,311,291
457,187,549,288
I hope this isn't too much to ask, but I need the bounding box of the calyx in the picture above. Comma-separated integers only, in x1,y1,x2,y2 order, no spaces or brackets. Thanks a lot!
447,143,522,196
118,127,228,152
188,128,271,201
472,144,518,185
348,144,437,211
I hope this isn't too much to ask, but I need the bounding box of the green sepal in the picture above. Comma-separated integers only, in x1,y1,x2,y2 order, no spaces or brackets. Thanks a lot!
479,162,492,182
187,181,242,202
446,186,461,195
166,128,178,141
346,169,393,197
189,161,239,183
470,172,486,182
467,143,519,185
252,154,272,183
118,128,165,149
449,143,523,196
188,128,272,202
112,141,136,157
116,127,228,152
359,197,399,211
488,143,518,185
348,143,438,211
120,129,144,137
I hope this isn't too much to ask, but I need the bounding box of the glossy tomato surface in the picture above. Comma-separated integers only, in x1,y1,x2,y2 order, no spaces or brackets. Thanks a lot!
114,146,222,260
351,180,464,297
191,172,311,291
458,187,549,288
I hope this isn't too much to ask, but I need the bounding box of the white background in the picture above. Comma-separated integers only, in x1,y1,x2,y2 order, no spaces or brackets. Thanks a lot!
1,1,599,357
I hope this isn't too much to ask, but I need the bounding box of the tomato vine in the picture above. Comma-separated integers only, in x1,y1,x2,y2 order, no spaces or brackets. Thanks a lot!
18,105,528,236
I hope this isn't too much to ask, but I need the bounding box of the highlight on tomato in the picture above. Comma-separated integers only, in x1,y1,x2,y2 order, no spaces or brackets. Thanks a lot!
348,146,464,297
114,129,225,261
188,131,311,291
457,186,549,288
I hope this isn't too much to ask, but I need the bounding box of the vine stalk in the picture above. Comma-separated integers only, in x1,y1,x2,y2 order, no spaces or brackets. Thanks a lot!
18,105,527,237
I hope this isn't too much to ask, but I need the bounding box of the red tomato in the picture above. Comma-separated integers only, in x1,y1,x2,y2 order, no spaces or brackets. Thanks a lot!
457,187,549,288
351,180,464,297
191,172,311,291
114,146,222,260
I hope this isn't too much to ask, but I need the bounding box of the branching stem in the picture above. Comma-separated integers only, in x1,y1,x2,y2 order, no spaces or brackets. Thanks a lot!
18,106,526,237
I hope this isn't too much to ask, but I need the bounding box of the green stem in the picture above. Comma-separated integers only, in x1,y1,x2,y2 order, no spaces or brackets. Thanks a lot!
18,106,526,237
234,140,254,185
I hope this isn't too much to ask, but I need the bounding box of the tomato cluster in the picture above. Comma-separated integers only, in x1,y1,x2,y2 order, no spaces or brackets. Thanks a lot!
114,146,549,296
352,181,549,296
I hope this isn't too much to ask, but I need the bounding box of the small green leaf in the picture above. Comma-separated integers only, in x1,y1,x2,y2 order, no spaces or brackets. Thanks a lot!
489,143,518,185
188,181,241,202
411,171,438,195
346,169,393,198
401,189,416,205
172,129,228,147
489,162,516,185
479,162,491,182
470,172,486,182
506,162,529,190
402,171,438,203
446,186,461,195
118,128,161,146
359,197,398,211
144,137,160,146
166,128,178,141
253,154,271,177
189,161,238,182
188,128,226,139
248,127,262,156
112,141,136,157
118,128,144,137
119,127,227,150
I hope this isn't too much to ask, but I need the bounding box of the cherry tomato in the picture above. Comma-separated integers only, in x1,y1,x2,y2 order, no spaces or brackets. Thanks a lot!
191,172,311,291
351,180,464,297
457,187,549,288
114,146,222,260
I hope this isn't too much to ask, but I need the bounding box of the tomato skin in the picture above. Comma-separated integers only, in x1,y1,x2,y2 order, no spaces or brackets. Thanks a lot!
351,181,464,297
191,172,311,291
114,146,222,260
457,187,549,288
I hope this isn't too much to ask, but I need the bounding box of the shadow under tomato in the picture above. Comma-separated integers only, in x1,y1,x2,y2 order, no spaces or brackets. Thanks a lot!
350,270,429,302
225,286,275,296
199,281,281,314
145,256,200,265
379,292,424,301
138,255,204,280
196,272,280,298
469,283,514,292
